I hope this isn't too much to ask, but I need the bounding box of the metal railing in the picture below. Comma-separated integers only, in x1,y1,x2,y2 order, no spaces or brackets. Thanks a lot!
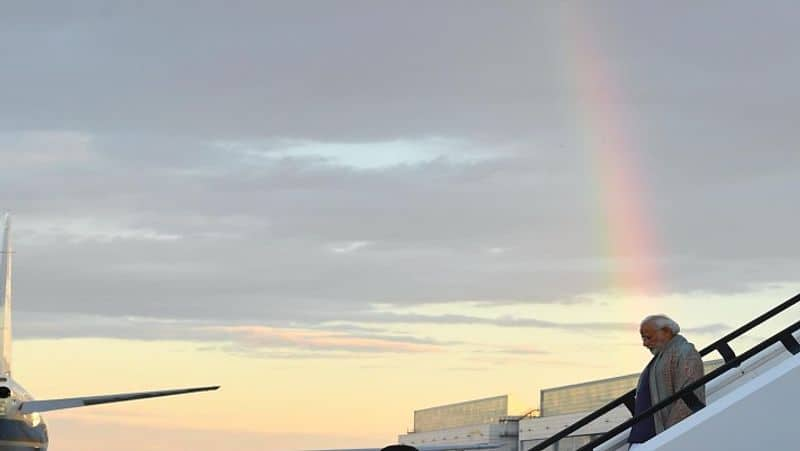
528,292,800,451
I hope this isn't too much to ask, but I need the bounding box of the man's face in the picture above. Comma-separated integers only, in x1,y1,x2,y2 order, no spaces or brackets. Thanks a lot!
640,322,674,355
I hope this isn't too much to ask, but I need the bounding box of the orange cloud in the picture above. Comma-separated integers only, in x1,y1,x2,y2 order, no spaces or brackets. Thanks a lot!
210,325,442,353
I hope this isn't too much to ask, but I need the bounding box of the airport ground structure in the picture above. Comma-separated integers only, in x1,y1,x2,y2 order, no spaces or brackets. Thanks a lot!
398,360,725,451
518,361,724,451
398,395,522,451
394,290,800,451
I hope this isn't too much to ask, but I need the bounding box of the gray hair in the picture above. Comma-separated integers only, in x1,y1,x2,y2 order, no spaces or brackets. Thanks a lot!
641,314,680,334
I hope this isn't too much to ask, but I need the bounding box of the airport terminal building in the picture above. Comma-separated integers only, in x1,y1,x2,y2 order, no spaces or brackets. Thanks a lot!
399,395,521,451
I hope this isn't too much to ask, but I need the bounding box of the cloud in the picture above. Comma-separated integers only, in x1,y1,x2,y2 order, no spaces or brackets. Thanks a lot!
345,311,636,332
444,366,491,372
14,313,445,355
3,142,798,325
216,137,487,170
0,131,94,168
487,247,509,255
19,217,182,244
492,345,550,356
3,5,798,450
212,325,441,354
329,241,373,254
0,2,797,330
16,310,731,352
3,2,798,145
682,323,731,336
14,313,216,342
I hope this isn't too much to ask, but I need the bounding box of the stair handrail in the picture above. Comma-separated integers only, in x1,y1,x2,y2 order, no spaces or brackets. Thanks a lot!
527,292,800,451
575,317,800,450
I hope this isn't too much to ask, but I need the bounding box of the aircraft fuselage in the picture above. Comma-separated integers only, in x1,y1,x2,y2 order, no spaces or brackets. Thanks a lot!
0,377,47,450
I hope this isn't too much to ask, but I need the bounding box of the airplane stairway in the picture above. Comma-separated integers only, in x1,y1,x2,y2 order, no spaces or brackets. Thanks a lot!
633,350,800,450
528,293,800,451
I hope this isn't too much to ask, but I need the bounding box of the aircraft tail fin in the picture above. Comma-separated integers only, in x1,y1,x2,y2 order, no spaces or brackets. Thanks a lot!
0,214,12,376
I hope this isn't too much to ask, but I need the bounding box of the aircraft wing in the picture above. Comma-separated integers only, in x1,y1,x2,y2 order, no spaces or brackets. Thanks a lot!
18,385,219,413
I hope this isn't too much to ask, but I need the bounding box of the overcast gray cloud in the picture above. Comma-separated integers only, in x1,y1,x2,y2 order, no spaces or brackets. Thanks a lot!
1,2,798,334
14,312,452,354
14,311,730,356
2,2,799,141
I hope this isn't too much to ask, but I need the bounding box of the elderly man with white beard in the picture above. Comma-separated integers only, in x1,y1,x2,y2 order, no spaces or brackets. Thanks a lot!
627,315,705,449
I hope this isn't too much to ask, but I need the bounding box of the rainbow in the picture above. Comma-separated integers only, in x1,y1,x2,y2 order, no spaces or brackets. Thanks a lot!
560,6,662,299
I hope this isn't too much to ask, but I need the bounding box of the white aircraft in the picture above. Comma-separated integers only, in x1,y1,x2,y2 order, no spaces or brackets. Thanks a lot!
0,214,218,450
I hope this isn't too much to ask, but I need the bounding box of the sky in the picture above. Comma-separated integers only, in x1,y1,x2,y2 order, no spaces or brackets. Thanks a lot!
1,1,799,450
